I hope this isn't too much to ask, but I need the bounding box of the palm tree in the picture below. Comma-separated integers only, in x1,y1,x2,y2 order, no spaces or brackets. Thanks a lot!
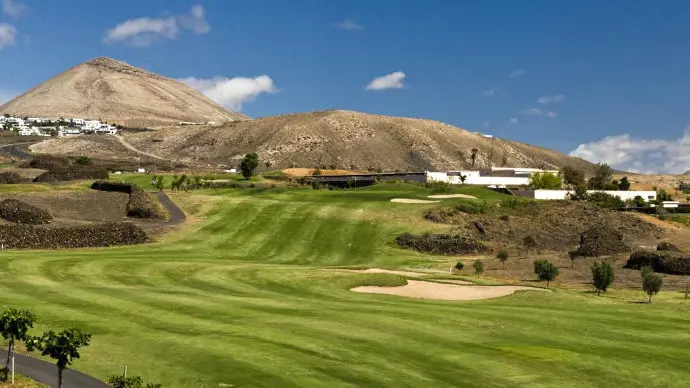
470,148,479,167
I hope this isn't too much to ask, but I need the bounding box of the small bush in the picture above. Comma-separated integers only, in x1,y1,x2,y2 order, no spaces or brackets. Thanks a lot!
586,192,625,209
591,261,614,296
496,249,509,269
642,271,663,303
396,233,489,255
473,260,484,276
533,259,559,286
0,199,52,224
455,261,464,271
73,156,91,165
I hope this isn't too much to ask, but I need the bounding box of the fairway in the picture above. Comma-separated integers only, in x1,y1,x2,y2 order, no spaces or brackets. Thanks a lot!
0,184,688,387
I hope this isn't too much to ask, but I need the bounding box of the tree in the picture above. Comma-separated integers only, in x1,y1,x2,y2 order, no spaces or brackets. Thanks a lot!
496,249,509,269
470,148,479,167
459,174,467,185
618,176,631,191
528,172,562,189
560,166,585,188
591,261,614,296
155,176,165,192
533,260,559,286
107,374,162,388
473,260,484,276
264,161,272,169
0,308,36,380
454,261,464,272
240,153,259,179
501,154,508,167
26,328,91,388
642,272,663,303
568,250,578,268
587,163,613,189
522,235,537,257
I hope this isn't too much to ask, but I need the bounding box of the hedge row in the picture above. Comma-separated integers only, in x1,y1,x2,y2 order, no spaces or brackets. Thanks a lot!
90,181,163,219
0,222,147,249
624,251,690,275
576,226,629,257
0,172,29,184
34,166,108,182
0,199,52,224
396,233,489,255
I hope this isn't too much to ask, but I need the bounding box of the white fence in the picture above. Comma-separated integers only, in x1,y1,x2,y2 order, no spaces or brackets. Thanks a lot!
515,190,657,202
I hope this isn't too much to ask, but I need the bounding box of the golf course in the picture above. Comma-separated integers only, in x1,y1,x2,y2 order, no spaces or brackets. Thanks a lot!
0,182,688,387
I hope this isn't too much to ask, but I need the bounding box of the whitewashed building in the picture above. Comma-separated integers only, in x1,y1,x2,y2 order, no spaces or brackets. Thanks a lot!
425,167,559,186
514,190,657,202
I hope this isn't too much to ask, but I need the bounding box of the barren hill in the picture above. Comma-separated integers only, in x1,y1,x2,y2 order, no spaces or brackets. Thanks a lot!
33,110,594,172
0,57,247,128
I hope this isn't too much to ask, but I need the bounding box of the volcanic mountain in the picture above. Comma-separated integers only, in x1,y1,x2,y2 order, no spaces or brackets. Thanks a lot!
33,109,595,172
0,57,247,127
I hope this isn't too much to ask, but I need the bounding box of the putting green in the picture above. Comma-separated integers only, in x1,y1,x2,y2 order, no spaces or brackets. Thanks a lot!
0,183,687,387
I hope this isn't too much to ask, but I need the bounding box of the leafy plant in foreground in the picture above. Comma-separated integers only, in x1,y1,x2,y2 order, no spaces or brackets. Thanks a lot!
0,308,35,380
26,328,91,388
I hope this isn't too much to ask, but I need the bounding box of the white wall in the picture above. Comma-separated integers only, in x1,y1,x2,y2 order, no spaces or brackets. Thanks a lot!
425,171,530,186
518,190,657,201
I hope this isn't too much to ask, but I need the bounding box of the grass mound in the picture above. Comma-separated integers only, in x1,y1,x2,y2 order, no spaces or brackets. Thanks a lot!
396,232,488,255
0,172,30,184
91,181,163,219
624,251,690,275
0,222,147,249
0,199,52,224
576,226,629,257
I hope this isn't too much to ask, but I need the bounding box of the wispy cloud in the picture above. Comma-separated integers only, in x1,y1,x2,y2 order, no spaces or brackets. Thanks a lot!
509,118,518,124
510,69,527,78
0,23,17,50
2,0,26,17
178,75,278,111
480,88,495,97
570,129,690,173
334,19,364,30
365,71,405,91
104,5,209,47
538,94,567,104
521,108,557,118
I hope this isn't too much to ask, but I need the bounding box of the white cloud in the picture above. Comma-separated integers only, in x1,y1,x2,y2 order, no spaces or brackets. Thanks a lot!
521,108,557,118
538,94,567,104
2,0,25,17
509,118,518,124
178,5,210,34
104,5,209,47
365,71,405,91
480,88,495,97
510,69,527,78
570,129,690,174
178,75,277,111
334,19,364,30
0,23,17,49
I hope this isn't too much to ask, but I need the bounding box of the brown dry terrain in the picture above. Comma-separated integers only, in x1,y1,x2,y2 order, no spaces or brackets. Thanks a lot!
0,57,247,128
32,110,596,172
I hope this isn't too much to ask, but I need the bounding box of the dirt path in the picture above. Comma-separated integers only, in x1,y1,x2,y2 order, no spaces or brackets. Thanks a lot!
113,134,173,162
390,198,440,204
352,280,547,300
155,192,186,225
0,349,109,388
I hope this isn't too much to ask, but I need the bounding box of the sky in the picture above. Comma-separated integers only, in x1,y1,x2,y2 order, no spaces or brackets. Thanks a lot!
2,0,690,173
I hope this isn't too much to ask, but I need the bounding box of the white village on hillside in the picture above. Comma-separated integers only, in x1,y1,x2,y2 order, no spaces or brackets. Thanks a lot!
0,114,118,136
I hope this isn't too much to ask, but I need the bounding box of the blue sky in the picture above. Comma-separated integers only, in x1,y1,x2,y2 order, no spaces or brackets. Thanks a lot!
2,0,690,172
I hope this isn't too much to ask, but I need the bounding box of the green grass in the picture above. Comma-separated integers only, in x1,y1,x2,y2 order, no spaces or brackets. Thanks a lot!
0,185,687,387
666,213,690,225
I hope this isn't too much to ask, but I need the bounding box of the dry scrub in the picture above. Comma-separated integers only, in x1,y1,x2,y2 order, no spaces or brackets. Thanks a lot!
0,199,52,224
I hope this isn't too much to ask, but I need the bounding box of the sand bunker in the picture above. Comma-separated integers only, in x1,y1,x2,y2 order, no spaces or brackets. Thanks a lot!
352,280,546,301
390,199,440,204
427,194,477,199
336,268,428,277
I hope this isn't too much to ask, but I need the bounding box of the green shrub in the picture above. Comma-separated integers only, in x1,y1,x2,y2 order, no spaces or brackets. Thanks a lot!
455,261,464,271
591,261,614,295
473,260,484,276
73,156,91,165
642,271,663,303
454,201,487,214
533,260,559,286
586,192,625,209
496,249,509,269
